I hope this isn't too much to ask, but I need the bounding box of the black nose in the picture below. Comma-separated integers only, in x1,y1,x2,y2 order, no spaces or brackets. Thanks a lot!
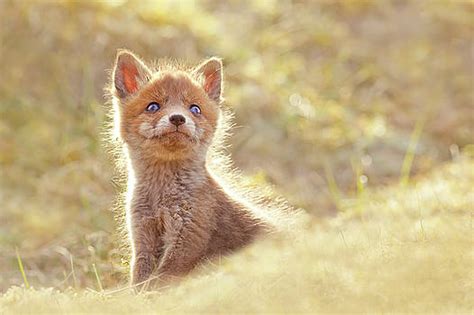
169,114,186,126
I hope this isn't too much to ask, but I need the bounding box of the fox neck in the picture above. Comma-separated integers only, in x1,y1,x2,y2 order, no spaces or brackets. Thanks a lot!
126,147,209,191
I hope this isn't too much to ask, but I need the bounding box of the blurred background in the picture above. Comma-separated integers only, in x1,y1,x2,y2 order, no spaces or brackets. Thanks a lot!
0,0,472,291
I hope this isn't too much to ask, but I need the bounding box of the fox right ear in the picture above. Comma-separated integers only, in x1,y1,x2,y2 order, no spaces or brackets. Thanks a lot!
194,57,223,103
113,50,152,99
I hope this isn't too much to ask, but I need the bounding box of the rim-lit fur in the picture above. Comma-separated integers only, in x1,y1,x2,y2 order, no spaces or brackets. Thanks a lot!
105,50,299,289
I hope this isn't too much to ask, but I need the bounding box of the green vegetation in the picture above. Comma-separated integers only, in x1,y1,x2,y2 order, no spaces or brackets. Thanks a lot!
0,0,472,313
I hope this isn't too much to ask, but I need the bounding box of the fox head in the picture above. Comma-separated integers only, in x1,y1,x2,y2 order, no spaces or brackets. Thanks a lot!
110,50,223,162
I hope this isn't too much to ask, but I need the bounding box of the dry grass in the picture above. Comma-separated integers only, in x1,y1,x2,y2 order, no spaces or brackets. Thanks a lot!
1,157,472,314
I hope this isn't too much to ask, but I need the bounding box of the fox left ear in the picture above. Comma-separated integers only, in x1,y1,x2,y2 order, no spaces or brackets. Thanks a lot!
113,50,152,100
194,57,223,103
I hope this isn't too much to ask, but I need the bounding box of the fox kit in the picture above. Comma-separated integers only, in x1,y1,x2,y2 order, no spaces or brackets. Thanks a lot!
109,50,276,286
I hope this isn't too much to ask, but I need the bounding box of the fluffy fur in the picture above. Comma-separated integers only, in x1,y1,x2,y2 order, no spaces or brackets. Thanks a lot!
106,50,293,288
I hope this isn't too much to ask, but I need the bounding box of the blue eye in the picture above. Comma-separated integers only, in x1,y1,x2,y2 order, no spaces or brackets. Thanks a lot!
189,104,201,115
146,102,160,112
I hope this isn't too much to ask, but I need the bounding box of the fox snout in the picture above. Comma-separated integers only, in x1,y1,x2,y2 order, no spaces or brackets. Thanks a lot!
169,114,186,126
159,110,195,135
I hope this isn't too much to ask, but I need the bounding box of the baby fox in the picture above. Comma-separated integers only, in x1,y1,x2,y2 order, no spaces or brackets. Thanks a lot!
109,50,274,286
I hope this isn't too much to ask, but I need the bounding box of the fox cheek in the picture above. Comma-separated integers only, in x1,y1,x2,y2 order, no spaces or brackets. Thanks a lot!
113,50,152,99
138,121,156,139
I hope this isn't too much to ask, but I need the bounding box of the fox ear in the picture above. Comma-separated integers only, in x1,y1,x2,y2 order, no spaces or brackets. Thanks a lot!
194,57,223,103
113,50,152,99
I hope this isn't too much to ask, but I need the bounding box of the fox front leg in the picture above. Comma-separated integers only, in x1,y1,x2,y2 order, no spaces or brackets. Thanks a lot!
156,214,210,280
130,216,163,288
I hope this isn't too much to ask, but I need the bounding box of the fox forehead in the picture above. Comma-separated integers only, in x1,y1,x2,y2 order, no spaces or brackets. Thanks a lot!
142,70,207,102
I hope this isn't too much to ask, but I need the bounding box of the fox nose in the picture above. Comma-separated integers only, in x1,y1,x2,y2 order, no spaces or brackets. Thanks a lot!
169,114,186,126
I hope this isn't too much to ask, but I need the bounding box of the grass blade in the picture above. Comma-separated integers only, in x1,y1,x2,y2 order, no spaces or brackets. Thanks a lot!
400,118,425,187
15,247,30,289
92,263,103,292
70,254,78,289
324,162,343,211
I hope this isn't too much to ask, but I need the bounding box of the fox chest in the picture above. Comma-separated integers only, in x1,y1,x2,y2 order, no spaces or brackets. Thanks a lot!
131,183,195,235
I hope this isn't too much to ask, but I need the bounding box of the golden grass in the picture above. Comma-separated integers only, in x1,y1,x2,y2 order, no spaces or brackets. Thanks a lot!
1,157,472,314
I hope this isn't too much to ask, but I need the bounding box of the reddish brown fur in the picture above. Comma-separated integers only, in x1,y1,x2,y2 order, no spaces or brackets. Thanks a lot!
109,50,272,288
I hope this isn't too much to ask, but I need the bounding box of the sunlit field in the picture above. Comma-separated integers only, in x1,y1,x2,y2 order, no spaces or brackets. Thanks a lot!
0,0,472,313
